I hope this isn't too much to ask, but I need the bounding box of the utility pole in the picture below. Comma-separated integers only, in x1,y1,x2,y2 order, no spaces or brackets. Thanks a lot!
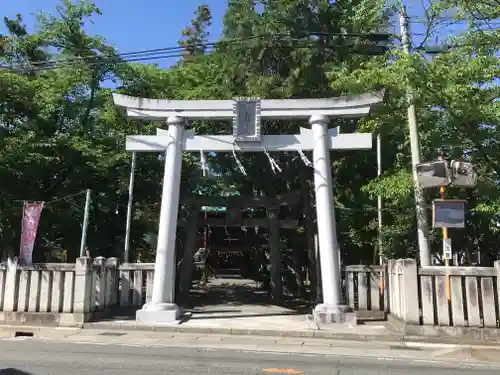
377,135,385,298
377,134,383,265
437,149,451,300
124,152,137,263
79,189,92,257
400,5,431,266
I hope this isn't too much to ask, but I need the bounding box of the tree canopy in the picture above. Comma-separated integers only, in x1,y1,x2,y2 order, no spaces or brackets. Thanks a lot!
0,0,498,267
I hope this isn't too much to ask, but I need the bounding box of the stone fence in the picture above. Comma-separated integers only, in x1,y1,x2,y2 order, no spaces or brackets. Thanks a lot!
388,258,500,328
0,257,120,325
0,257,387,325
0,256,497,329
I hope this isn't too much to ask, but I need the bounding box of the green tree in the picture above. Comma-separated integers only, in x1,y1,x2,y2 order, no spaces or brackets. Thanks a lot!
178,4,213,60
330,0,499,263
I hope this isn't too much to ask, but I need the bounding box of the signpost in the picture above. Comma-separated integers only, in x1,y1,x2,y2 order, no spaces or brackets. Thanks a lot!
416,152,477,302
113,91,384,324
443,238,452,261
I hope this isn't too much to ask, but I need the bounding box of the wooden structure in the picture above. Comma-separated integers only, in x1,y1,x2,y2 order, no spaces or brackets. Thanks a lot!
177,191,301,302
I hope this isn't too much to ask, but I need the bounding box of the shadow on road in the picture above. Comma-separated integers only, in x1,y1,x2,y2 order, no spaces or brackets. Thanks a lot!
0,369,33,375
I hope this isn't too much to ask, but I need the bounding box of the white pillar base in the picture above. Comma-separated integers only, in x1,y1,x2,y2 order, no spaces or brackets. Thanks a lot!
136,302,181,324
313,303,357,325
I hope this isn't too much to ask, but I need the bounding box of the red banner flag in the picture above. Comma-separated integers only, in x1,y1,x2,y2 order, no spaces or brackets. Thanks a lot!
19,201,44,265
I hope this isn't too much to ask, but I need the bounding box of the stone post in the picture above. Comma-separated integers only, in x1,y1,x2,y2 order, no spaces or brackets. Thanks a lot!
105,257,119,307
387,259,396,315
267,207,282,303
399,258,419,324
3,257,18,312
494,261,500,319
93,256,106,311
136,116,184,323
74,257,92,316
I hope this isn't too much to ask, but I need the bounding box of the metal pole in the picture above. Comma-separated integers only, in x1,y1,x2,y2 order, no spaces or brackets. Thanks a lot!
400,6,431,266
377,135,385,298
377,134,383,265
124,152,137,263
79,189,91,257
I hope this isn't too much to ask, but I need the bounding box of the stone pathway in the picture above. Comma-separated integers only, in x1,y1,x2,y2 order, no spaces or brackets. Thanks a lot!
187,278,310,314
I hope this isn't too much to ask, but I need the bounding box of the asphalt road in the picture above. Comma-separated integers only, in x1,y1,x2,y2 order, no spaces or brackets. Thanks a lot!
0,340,498,375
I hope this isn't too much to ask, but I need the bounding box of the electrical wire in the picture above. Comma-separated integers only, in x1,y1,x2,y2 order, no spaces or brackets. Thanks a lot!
2,35,495,74
1,12,496,72
11,190,87,205
2,34,395,73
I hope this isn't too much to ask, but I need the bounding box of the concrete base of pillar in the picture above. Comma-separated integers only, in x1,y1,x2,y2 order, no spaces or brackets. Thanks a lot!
136,302,181,324
312,303,357,325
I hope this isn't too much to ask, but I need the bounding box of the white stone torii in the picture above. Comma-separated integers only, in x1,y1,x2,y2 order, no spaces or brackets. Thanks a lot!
113,91,384,324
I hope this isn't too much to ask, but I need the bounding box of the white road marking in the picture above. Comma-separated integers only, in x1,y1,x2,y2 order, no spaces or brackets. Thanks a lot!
404,342,457,349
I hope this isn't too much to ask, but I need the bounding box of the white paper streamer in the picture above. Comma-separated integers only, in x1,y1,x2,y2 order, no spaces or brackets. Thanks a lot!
297,148,313,167
232,144,247,176
264,149,282,174
200,149,208,176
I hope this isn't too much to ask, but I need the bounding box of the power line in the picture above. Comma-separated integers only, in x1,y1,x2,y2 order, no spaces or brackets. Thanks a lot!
27,31,393,67
11,190,87,205
0,32,395,73
2,32,496,74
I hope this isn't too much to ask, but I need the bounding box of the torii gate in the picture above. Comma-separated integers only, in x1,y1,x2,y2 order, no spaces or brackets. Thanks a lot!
113,91,384,324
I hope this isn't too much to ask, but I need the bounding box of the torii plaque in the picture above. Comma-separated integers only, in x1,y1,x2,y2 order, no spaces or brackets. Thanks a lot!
113,91,384,324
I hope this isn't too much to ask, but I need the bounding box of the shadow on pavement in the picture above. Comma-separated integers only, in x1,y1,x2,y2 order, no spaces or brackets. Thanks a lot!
99,278,312,322
185,279,311,312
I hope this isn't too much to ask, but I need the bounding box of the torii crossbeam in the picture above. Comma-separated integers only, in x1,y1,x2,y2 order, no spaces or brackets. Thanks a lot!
113,91,384,325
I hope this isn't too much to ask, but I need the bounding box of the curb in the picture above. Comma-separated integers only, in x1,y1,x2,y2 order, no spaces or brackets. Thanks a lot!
0,322,499,348
82,322,500,347
83,322,406,342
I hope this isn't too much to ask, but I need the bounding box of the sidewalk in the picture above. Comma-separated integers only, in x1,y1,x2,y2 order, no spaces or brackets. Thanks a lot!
0,318,499,348
82,315,499,346
85,313,394,340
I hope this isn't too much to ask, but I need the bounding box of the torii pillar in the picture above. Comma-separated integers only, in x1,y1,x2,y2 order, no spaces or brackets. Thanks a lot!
114,91,384,324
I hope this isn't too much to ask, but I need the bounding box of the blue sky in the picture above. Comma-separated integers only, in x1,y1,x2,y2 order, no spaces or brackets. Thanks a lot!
1,0,475,69
1,0,227,68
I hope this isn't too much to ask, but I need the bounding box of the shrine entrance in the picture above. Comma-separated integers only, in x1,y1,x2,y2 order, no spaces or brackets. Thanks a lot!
177,191,301,305
113,91,383,324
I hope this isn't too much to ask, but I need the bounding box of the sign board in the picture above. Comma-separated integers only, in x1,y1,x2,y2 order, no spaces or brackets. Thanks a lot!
432,199,466,228
232,97,261,142
443,238,452,260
